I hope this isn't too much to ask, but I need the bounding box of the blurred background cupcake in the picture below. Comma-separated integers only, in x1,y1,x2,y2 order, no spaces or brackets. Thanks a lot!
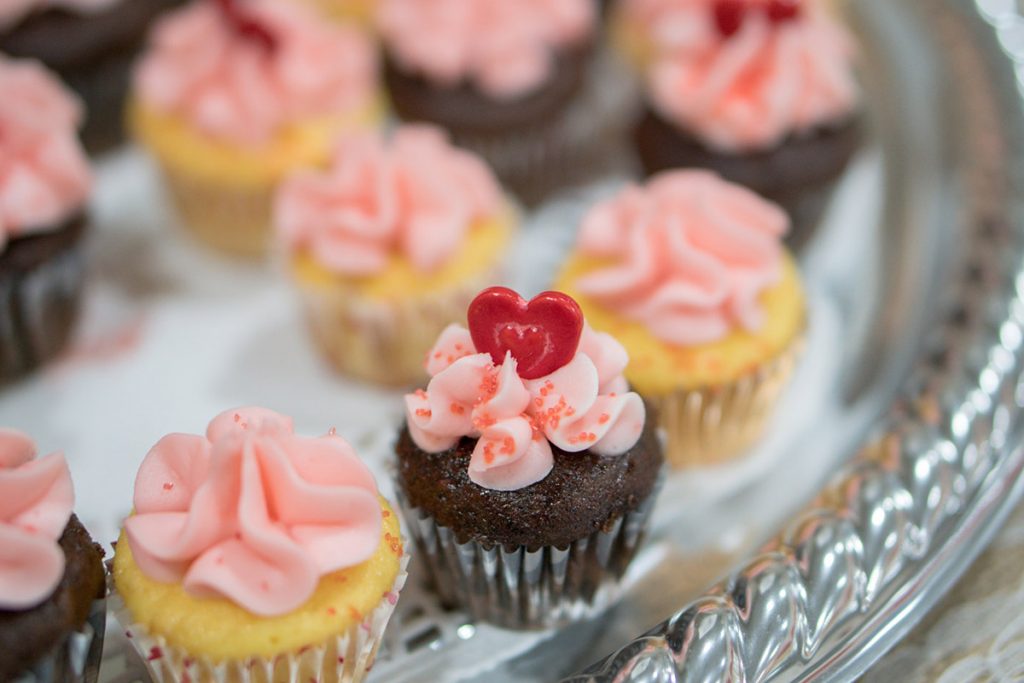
297,0,375,26
376,0,611,205
111,406,407,683
130,0,381,257
0,429,106,683
275,125,516,387
0,55,93,382
629,0,862,249
555,170,805,468
396,287,663,629
0,0,182,154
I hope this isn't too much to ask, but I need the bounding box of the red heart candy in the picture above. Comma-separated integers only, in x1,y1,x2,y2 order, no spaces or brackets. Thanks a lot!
713,0,748,37
766,0,802,23
213,0,277,52
467,287,584,380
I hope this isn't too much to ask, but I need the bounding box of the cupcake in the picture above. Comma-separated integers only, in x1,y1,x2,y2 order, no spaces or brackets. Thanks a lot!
130,0,381,257
0,55,92,381
555,170,805,467
110,406,408,683
0,429,106,683
376,0,603,204
396,286,663,629
0,0,181,154
275,125,516,387
629,0,861,248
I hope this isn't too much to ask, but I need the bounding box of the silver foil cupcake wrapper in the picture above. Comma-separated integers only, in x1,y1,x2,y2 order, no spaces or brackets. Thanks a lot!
13,598,106,683
109,551,409,683
395,477,661,630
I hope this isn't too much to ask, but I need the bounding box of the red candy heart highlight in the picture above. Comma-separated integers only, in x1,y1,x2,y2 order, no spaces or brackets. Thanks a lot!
468,287,584,380
214,0,277,52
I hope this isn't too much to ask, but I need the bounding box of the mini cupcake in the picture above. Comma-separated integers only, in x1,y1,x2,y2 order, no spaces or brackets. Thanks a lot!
376,0,603,204
555,170,805,467
0,0,181,154
0,429,106,683
275,125,516,387
0,55,92,381
396,286,663,629
130,0,381,257
111,407,407,683
630,0,861,248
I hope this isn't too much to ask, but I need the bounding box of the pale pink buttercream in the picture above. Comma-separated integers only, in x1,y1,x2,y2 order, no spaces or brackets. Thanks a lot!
0,429,75,610
377,0,594,99
134,0,377,145
275,125,502,276
0,0,119,31
573,170,789,346
405,324,643,491
0,56,91,252
124,407,383,616
643,0,859,151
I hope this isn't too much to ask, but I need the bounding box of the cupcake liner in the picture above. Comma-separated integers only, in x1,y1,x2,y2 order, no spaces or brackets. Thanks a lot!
158,163,274,258
110,551,409,683
295,268,500,387
13,598,106,683
452,48,638,206
394,478,661,630
652,334,805,468
0,230,86,381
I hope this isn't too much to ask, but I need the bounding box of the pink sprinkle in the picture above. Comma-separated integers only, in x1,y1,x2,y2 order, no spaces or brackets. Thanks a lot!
234,413,241,422
148,647,163,661
338,657,345,664
385,591,398,605
361,622,371,632
163,482,174,491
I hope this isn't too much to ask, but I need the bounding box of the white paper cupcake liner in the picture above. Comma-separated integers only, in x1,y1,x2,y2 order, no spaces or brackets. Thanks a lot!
109,551,409,683
395,478,661,630
13,598,106,683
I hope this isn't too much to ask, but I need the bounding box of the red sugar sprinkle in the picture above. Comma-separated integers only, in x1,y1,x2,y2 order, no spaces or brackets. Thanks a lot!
500,436,515,455
382,510,391,518
327,607,337,616
148,647,163,661
434,351,443,360
125,631,133,638
163,482,174,491
348,606,362,621
450,402,466,415
415,389,428,399
454,343,463,351
598,413,610,425
233,413,241,423
415,408,432,418
338,657,345,664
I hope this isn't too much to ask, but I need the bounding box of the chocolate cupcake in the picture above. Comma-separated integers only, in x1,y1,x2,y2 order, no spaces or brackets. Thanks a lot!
377,0,606,204
396,287,663,629
631,0,862,249
0,430,106,683
0,56,92,382
0,0,182,154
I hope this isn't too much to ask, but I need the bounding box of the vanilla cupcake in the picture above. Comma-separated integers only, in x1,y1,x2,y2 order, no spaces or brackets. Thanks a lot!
275,125,516,386
556,170,805,466
130,0,381,256
111,407,407,683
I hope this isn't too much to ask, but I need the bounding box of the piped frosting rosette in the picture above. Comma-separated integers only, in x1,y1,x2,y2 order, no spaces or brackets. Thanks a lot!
0,55,91,252
396,288,661,628
639,0,860,152
111,407,408,683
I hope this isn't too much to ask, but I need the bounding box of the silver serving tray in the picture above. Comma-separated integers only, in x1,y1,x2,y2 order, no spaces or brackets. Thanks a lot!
1,0,1020,681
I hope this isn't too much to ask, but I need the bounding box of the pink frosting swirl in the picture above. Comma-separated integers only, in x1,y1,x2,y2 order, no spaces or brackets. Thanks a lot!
134,0,377,145
0,0,119,31
573,170,789,345
377,0,595,99
124,407,383,616
275,125,502,276
0,429,75,610
0,56,91,252
643,0,859,151
404,324,644,491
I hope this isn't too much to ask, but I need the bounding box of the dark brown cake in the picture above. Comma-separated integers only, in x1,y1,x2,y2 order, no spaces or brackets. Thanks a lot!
0,0,182,153
634,108,863,249
396,421,662,549
0,215,87,381
0,515,106,682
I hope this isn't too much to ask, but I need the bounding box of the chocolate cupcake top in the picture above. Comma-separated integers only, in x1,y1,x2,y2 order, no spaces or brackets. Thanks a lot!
275,125,502,277
123,406,384,616
0,55,91,250
635,0,859,152
133,0,377,145
0,429,76,610
570,170,789,346
376,0,595,100
404,287,647,491
0,0,119,30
